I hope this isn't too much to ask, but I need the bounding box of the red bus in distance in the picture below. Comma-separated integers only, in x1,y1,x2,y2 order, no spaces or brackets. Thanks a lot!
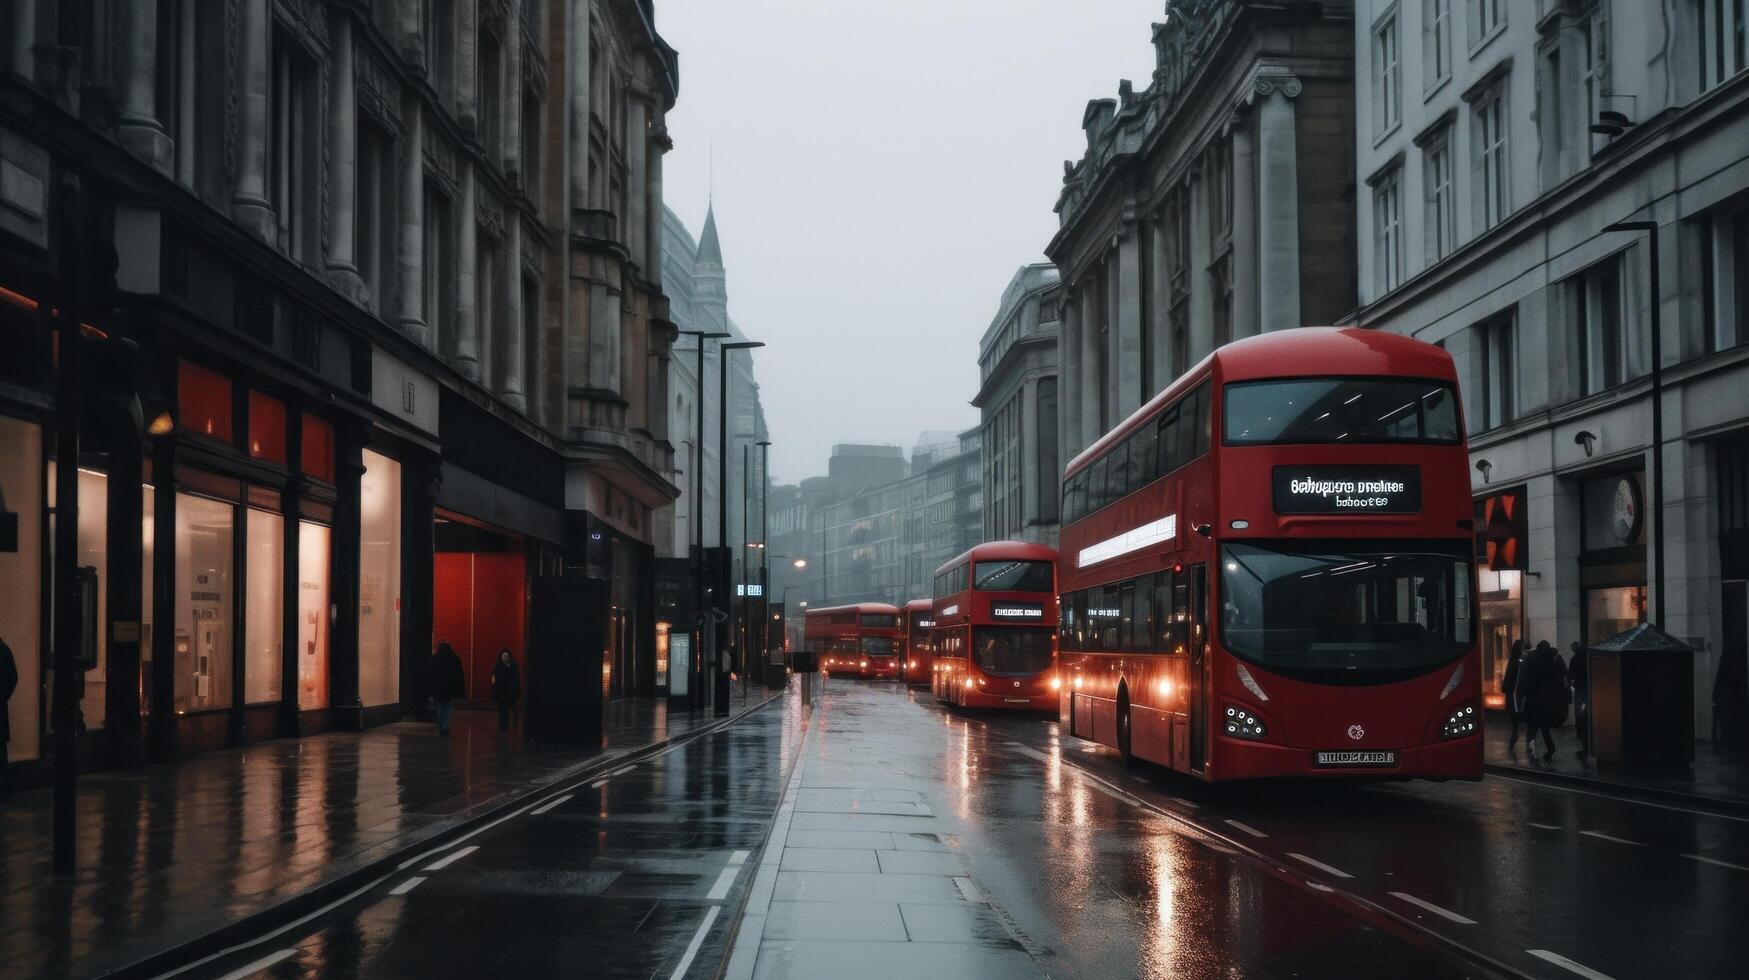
901,598,935,686
931,541,1060,709
1057,328,1482,781
804,603,902,680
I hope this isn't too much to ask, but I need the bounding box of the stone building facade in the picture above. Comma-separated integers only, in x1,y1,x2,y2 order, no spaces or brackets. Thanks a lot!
1352,0,1749,740
0,0,682,775
974,263,1061,548
1049,0,1357,462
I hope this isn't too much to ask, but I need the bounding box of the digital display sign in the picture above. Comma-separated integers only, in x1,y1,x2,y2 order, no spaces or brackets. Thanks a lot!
990,602,1045,620
1272,466,1420,514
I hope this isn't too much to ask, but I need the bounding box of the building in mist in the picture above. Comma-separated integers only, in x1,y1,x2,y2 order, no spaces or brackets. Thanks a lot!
1049,0,1357,462
974,264,1062,548
1350,0,1749,740
0,0,681,776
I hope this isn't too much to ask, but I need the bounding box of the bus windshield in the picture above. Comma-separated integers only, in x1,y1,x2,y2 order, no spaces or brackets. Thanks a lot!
1219,541,1472,685
1224,378,1460,445
974,560,1054,592
862,637,895,656
974,628,1054,676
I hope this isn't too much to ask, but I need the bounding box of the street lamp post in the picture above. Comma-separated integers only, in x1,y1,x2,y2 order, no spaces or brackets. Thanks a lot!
677,330,728,711
717,340,764,714
1603,219,1666,628
758,439,772,675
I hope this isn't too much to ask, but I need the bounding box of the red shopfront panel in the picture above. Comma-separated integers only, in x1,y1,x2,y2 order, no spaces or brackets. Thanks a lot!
179,360,233,442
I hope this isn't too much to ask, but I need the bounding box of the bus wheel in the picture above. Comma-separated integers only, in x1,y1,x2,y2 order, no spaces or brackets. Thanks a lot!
1116,688,1134,764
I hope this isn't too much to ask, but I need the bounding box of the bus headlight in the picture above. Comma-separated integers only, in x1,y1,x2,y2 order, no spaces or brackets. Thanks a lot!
1049,676,1062,691
860,659,868,668
1441,701,1479,739
963,677,975,690
1223,704,1267,740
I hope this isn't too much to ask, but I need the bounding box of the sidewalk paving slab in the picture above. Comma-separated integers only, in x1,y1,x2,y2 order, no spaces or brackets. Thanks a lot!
0,687,773,980
1482,708,1749,811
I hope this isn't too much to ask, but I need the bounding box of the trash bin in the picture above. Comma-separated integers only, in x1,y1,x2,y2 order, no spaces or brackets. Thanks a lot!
1588,623,1695,770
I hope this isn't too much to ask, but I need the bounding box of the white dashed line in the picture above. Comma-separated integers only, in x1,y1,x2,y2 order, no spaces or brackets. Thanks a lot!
1579,830,1645,847
612,765,637,776
1390,891,1477,925
1006,742,1052,763
1224,819,1268,839
389,876,427,896
669,906,720,980
1527,948,1616,980
424,845,479,871
1305,880,1335,893
530,794,574,816
1287,853,1353,879
728,849,751,866
591,778,609,788
705,866,741,901
214,948,297,980
953,876,984,903
1685,853,1749,871
1527,822,1562,830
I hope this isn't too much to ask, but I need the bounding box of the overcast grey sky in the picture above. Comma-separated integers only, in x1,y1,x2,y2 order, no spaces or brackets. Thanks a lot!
658,0,1162,485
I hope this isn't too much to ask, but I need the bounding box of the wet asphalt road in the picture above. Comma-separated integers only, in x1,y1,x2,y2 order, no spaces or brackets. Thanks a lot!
173,680,1748,979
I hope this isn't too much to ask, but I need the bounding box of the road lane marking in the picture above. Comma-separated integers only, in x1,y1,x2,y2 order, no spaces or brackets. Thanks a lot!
1305,880,1334,893
1287,853,1353,879
1527,949,1615,980
214,948,297,980
612,765,637,776
1224,819,1268,839
591,778,609,788
729,849,751,866
1685,853,1749,871
953,876,983,903
424,845,479,871
1579,830,1645,847
1005,742,1052,762
530,794,574,815
669,906,721,980
1527,822,1562,830
389,877,427,896
1487,770,1749,824
1390,891,1477,925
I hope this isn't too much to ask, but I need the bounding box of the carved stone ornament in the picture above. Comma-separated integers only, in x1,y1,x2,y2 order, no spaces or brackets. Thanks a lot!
356,49,402,135
477,186,505,240
424,127,458,190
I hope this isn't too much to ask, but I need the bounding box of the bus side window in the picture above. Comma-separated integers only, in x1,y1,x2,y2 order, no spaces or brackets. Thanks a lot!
1158,406,1180,476
1193,384,1212,457
1130,423,1158,492
1089,456,1108,513
1153,572,1173,650
1134,574,1156,652
1072,590,1087,648
1118,581,1137,651
1171,575,1190,654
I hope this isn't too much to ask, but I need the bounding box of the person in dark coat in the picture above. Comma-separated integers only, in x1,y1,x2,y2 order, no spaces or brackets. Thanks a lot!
491,649,520,734
0,637,16,793
1568,640,1590,759
1520,640,1569,761
430,642,466,736
1501,639,1525,749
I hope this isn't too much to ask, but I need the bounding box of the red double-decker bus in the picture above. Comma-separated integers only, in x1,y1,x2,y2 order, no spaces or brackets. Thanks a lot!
804,603,902,680
1058,328,1481,781
930,542,1060,709
900,598,935,686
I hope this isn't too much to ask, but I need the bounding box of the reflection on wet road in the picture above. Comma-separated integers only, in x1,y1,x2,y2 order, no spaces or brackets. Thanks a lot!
180,679,1748,979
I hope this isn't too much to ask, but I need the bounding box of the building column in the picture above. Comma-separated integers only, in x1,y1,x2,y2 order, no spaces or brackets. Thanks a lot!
1256,75,1302,331
504,18,523,183
174,0,195,186
234,0,274,243
567,0,592,220
1187,168,1214,361
456,0,479,134
1115,224,1144,415
647,127,666,279
1150,212,1173,386
115,0,172,173
455,162,482,380
397,97,428,346
1060,290,1082,458
1078,280,1101,445
502,216,527,411
625,98,649,272
1231,110,1259,339
1020,377,1040,526
325,14,366,298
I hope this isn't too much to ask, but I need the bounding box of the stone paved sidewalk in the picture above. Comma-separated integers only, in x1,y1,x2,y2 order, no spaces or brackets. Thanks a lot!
1483,709,1749,810
0,688,775,980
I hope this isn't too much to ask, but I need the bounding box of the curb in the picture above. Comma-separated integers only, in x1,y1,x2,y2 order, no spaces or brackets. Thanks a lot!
113,693,784,980
1484,761,1749,816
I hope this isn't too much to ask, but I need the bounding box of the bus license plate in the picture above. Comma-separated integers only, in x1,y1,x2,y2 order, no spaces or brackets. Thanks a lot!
1315,750,1396,767
1004,698,1030,704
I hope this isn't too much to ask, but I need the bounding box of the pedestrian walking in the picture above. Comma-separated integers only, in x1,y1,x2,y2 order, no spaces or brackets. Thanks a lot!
491,649,520,734
430,642,465,736
1501,639,1525,750
0,636,16,794
1520,640,1570,762
1568,639,1590,759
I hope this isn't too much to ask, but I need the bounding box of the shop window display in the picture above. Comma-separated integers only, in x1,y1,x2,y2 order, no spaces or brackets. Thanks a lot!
358,451,401,707
298,521,330,709
243,508,284,704
0,417,42,761
176,494,235,712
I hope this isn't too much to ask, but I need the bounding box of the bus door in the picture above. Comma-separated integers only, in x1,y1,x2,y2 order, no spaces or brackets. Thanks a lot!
1189,564,1207,774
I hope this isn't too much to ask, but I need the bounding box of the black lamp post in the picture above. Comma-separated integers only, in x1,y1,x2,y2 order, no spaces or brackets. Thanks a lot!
1602,219,1665,627
757,439,772,673
677,330,728,710
717,340,763,714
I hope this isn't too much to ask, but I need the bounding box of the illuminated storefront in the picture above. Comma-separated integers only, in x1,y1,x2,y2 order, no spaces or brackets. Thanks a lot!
1475,487,1527,709
1579,469,1649,648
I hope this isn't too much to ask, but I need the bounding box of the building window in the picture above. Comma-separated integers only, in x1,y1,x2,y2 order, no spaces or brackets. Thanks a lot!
1571,250,1646,395
298,521,331,709
179,360,234,443
426,0,454,105
424,186,454,355
356,119,398,316
1700,0,1749,90
1424,128,1456,261
1038,378,1059,524
269,32,320,265
176,493,236,713
1374,167,1404,291
174,0,230,202
1697,204,1749,353
479,32,503,156
1468,0,1505,50
1374,9,1402,137
358,450,402,707
0,418,43,761
522,274,541,413
1579,8,1608,161
1425,0,1452,90
1207,141,1232,245
1472,80,1510,230
243,507,284,705
521,85,543,196
1539,44,1565,189
1476,313,1516,430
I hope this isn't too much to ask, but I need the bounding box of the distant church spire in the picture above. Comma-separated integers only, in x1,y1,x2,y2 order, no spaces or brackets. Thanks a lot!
697,203,723,267
695,203,727,331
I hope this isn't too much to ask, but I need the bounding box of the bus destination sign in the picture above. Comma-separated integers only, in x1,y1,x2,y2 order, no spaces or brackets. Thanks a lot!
1272,465,1421,514
990,602,1045,621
